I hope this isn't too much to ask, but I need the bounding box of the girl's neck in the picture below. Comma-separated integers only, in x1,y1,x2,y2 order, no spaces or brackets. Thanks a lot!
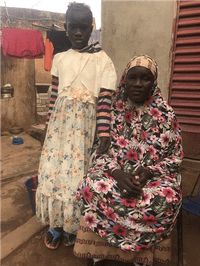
72,44,89,52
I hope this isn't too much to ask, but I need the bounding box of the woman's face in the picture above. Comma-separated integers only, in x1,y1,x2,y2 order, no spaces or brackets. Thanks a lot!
126,66,154,103
67,11,93,50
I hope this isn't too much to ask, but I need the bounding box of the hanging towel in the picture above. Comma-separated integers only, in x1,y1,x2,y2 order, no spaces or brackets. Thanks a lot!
44,31,71,71
1,28,45,59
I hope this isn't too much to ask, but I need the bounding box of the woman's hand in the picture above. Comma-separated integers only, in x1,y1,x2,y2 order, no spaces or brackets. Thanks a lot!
112,169,142,198
97,137,110,154
133,167,153,188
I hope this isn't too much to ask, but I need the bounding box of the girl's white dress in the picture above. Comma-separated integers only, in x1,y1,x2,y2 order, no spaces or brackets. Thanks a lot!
36,47,117,233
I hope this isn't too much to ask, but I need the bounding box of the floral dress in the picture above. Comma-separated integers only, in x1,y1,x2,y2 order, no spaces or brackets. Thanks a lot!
77,84,183,252
36,42,117,234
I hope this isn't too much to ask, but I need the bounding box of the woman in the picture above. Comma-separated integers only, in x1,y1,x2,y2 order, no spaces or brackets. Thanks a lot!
74,55,183,266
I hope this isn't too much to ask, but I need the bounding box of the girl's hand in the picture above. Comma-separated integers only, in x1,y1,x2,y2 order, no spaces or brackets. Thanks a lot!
97,137,110,154
112,169,141,198
132,167,153,188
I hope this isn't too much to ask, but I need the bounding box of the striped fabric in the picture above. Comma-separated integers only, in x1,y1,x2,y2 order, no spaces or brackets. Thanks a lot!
46,75,58,124
96,88,112,137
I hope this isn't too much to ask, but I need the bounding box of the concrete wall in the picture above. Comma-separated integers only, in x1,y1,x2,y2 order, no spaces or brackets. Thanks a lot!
37,90,51,115
1,56,36,131
35,58,52,85
101,0,177,100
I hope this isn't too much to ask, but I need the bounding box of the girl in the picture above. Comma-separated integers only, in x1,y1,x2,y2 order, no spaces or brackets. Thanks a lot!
36,2,117,249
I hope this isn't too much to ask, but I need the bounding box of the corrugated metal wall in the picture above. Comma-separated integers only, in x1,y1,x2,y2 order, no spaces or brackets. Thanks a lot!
169,1,200,159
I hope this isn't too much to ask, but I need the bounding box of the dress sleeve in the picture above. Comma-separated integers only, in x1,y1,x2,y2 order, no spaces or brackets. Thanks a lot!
94,150,121,177
146,115,184,179
96,88,113,137
50,54,59,77
46,76,58,125
100,56,117,92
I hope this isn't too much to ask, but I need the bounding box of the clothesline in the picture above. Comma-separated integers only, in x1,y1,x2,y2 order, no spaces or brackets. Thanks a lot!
1,24,63,31
1,5,63,23
32,23,61,31
1,4,64,30
3,13,63,22
1,16,63,31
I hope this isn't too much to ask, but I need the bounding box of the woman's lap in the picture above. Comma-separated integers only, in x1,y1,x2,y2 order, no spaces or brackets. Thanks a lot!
74,216,172,265
78,167,181,252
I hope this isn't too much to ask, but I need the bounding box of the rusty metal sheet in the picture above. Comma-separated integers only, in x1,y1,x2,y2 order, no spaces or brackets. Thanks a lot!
171,92,200,99
169,1,200,159
173,65,200,72
177,28,200,36
172,83,200,90
172,74,200,81
170,99,200,107
172,108,199,117
174,56,200,63
178,17,200,26
178,117,200,125
180,1,200,8
175,45,200,53
176,36,200,45
179,8,200,17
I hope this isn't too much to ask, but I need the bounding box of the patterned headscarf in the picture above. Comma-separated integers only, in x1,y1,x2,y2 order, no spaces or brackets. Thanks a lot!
115,55,160,105
126,55,158,81
119,55,158,87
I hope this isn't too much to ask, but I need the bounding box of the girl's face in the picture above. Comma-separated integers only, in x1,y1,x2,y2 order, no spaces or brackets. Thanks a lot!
126,66,154,104
67,11,93,50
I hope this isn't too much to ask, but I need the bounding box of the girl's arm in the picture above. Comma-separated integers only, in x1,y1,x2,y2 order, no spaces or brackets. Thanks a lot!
96,88,113,154
96,88,112,137
46,75,59,126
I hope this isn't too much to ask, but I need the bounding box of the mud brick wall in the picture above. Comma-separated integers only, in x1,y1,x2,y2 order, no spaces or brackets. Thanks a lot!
37,91,50,114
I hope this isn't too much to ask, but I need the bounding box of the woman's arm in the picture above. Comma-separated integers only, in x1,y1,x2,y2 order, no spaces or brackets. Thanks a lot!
146,116,183,179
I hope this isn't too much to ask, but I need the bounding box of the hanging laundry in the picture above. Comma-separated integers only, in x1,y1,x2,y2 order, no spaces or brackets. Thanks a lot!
44,31,72,71
1,28,45,59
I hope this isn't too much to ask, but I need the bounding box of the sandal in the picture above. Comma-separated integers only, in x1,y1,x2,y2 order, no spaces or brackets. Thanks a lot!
44,228,62,249
63,231,76,247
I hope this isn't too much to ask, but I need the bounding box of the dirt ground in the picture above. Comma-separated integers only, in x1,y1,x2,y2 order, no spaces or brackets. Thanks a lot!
1,129,200,266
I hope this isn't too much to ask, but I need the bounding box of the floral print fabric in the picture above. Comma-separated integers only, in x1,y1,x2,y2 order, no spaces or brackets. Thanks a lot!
36,97,96,233
77,82,183,252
